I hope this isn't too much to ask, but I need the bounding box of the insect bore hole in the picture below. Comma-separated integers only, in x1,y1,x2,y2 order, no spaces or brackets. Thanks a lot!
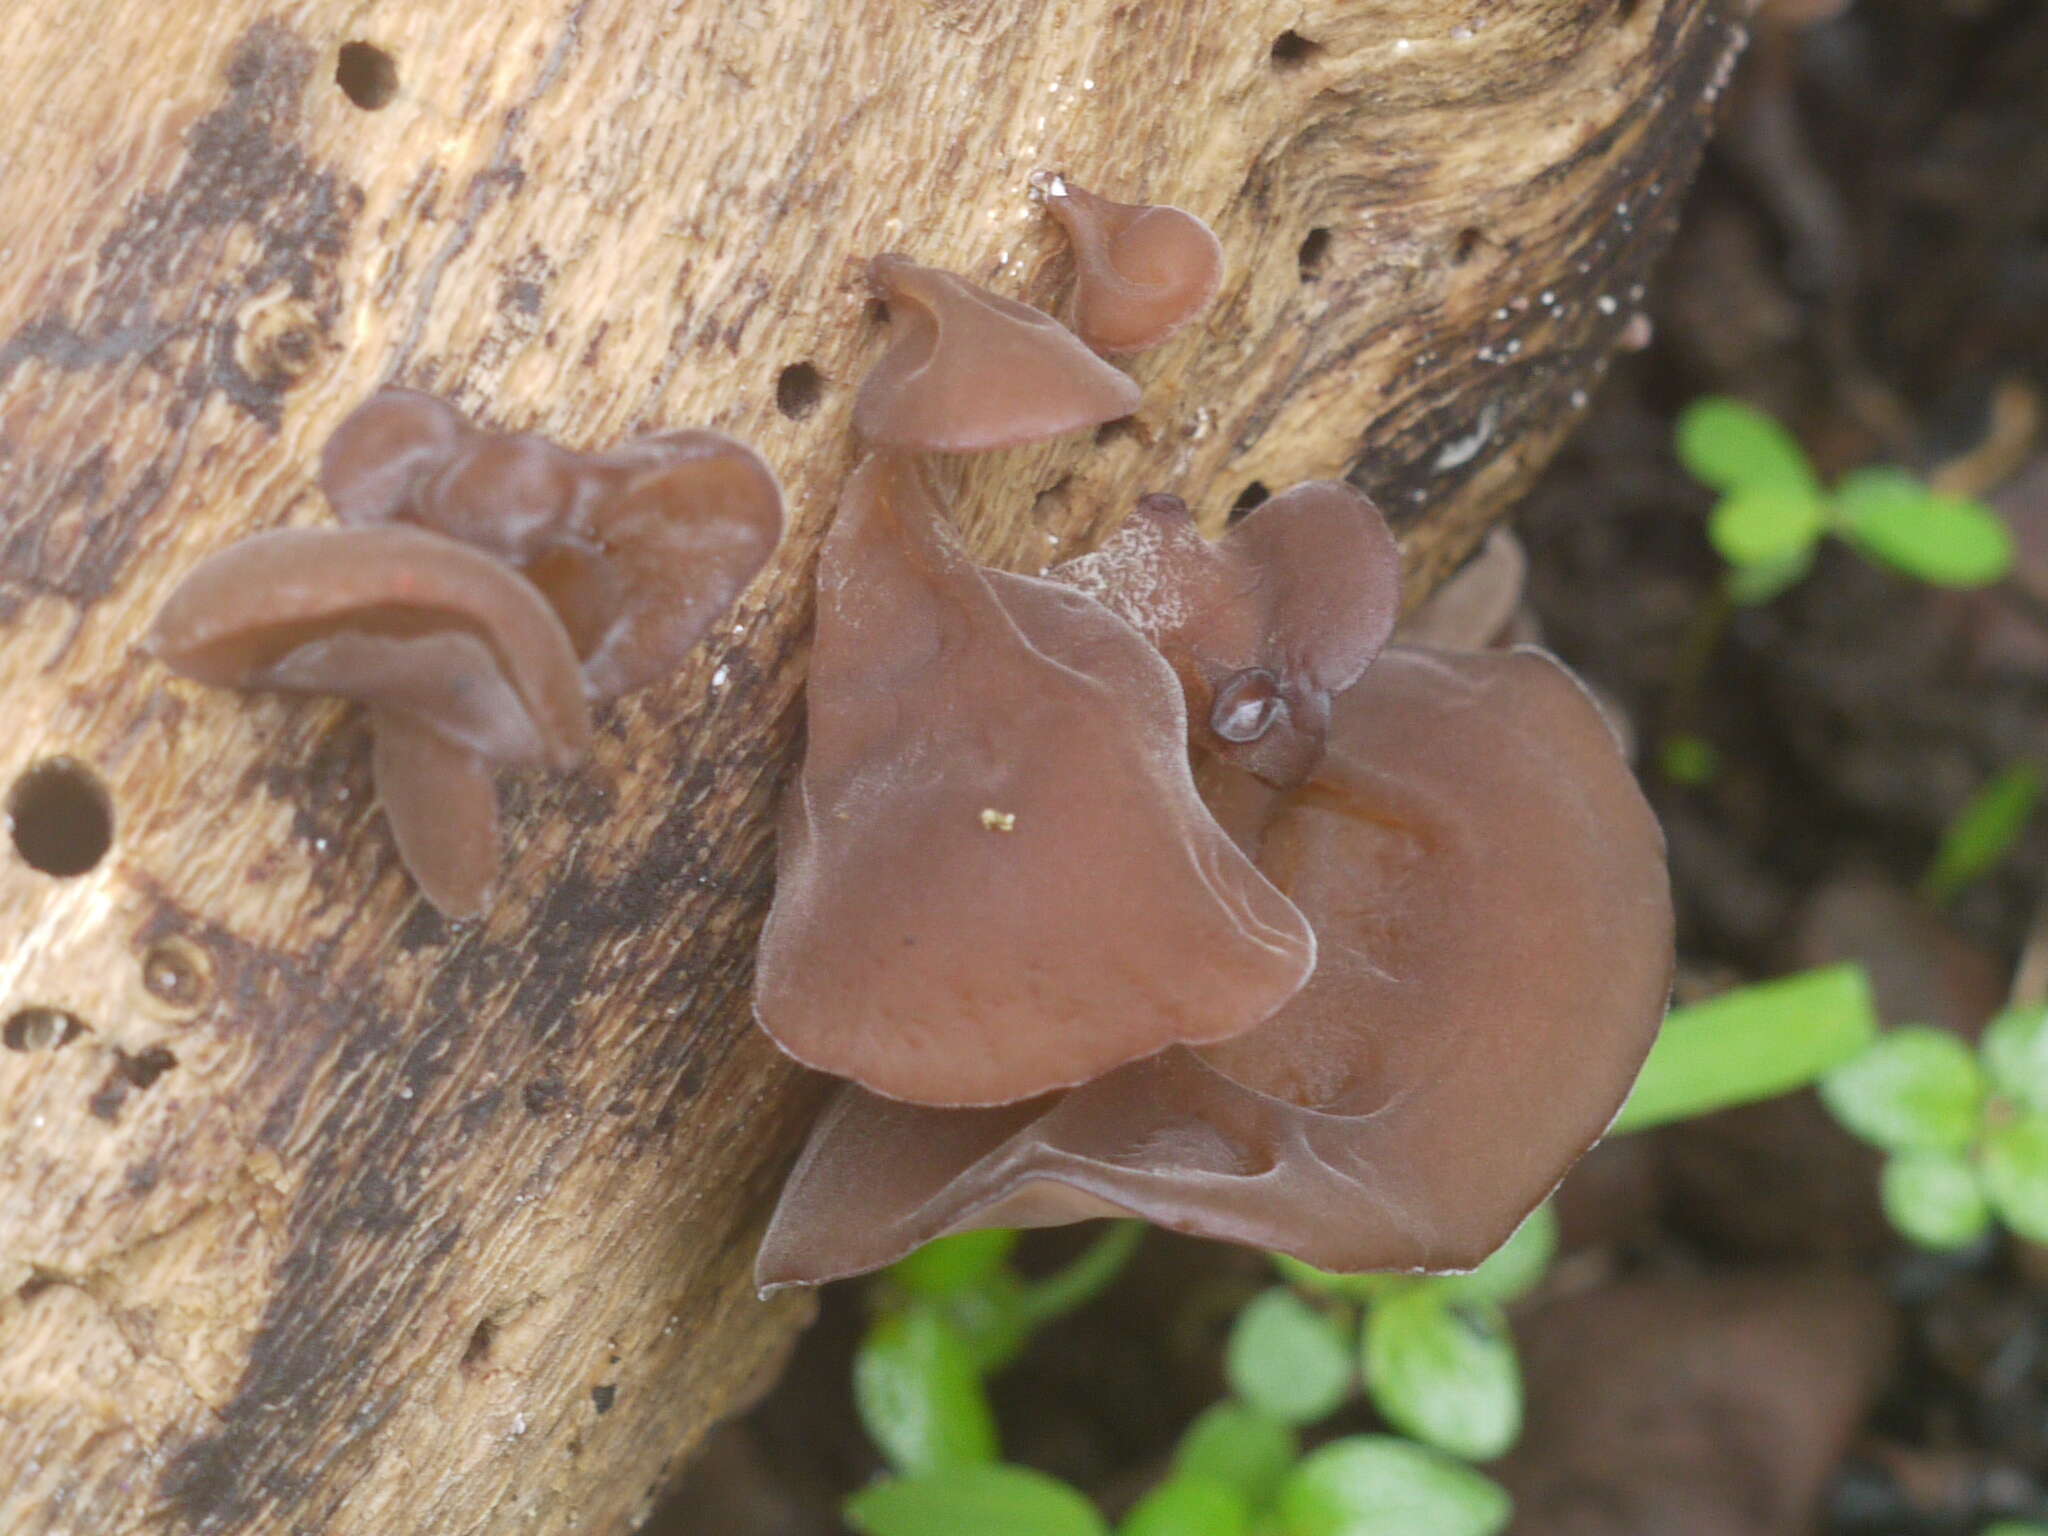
776,362,824,421
9,757,113,877
336,42,400,111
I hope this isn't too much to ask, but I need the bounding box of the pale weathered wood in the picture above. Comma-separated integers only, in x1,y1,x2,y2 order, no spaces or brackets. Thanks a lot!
0,0,1740,1530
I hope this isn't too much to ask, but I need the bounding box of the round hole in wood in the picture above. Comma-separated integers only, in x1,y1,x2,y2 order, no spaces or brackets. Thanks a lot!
9,757,113,876
336,41,400,110
1269,29,1323,67
1297,227,1332,281
3,1007,88,1052
775,362,823,420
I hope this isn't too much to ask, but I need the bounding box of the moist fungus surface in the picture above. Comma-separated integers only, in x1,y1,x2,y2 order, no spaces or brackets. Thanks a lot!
758,645,1674,1285
1053,483,1403,787
1043,179,1226,354
321,391,784,702
752,452,1317,1108
853,254,1142,452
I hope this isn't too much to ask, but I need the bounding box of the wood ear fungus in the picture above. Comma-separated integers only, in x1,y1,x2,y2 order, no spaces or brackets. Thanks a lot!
752,453,1314,1107
152,392,782,917
759,645,1673,1286
1042,178,1225,354
853,253,1141,452
1053,482,1402,787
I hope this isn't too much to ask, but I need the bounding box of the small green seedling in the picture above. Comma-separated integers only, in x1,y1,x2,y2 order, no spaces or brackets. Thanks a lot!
848,1209,1541,1536
1920,763,2042,908
1264,1202,1554,1471
1361,1287,1521,1462
1275,1438,1510,1536
1662,400,2016,773
1676,397,2013,599
1225,1288,1356,1426
1820,1003,2048,1250
847,1464,1110,1536
1659,733,1722,788
851,1222,1143,1487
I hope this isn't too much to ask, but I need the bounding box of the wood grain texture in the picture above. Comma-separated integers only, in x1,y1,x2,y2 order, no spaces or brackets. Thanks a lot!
0,0,1740,1531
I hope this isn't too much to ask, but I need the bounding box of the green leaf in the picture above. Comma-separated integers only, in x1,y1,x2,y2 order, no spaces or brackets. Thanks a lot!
1658,734,1721,788
1983,1004,2048,1114
1225,1289,1355,1426
1723,546,1815,605
889,1230,1021,1299
1173,1403,1299,1509
1881,1150,1993,1251
847,1465,1110,1536
934,1272,1035,1373
1981,1524,2048,1536
1819,1027,1987,1154
1611,964,1881,1134
853,1305,999,1475
1675,397,1819,496
1921,764,2043,907
1834,467,2014,588
1271,1254,1399,1302
1119,1475,1250,1536
1433,1204,1557,1307
1709,484,1828,569
1981,1113,2048,1245
1362,1288,1522,1462
1275,1437,1511,1536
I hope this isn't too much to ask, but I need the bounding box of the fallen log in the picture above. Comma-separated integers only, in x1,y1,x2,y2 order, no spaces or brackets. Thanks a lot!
0,0,1741,1529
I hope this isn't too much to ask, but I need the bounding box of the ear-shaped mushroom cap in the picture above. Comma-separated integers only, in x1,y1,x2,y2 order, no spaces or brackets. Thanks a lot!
853,254,1142,452
1054,482,1402,788
323,390,587,564
320,394,783,702
757,645,1673,1286
561,430,785,701
150,524,593,919
148,525,590,768
370,708,501,919
319,388,475,527
1395,527,1530,650
1043,179,1225,354
753,453,1316,1107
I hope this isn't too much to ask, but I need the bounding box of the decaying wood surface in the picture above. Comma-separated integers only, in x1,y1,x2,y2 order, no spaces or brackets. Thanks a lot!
0,0,1740,1530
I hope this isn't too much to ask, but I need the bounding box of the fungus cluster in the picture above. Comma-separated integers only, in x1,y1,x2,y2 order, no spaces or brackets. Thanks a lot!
752,183,1674,1287
149,390,783,917
140,170,1670,1288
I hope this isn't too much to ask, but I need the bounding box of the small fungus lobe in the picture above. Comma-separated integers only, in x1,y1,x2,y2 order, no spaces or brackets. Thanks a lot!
149,525,590,917
853,254,1141,452
1043,179,1226,354
1053,482,1403,787
148,525,590,769
322,391,784,702
153,391,782,916
752,453,1315,1107
1395,527,1531,650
